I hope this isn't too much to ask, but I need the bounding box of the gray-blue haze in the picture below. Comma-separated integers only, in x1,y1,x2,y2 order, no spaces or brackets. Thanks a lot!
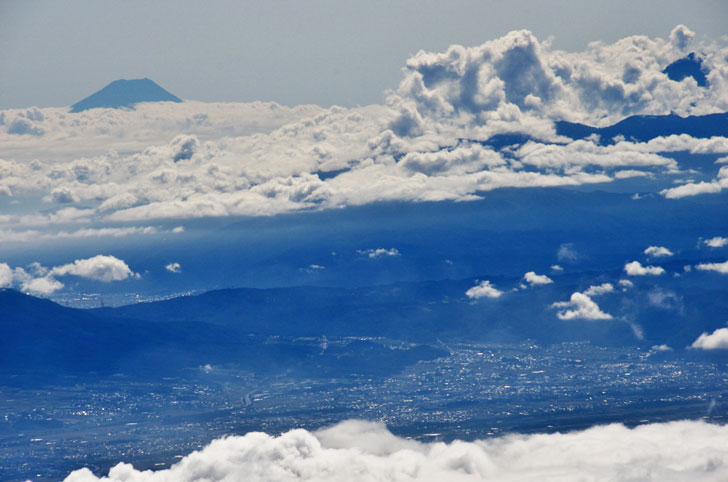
1,0,727,109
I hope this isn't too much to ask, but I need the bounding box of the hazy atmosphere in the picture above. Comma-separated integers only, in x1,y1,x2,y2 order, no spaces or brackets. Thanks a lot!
2,1,727,108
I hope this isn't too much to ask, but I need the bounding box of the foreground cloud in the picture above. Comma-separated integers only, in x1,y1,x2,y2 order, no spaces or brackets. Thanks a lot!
64,419,728,482
690,327,728,350
466,280,503,299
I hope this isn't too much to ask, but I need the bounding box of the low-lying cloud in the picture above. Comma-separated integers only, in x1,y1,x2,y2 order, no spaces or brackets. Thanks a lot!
64,419,728,482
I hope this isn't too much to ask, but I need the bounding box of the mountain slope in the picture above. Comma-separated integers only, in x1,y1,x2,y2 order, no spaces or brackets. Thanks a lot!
555,112,728,144
0,289,446,383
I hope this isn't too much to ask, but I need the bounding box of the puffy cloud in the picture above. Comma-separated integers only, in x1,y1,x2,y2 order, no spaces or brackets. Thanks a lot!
670,25,695,51
389,26,728,135
624,261,665,276
64,419,728,482
523,271,553,286
619,279,634,289
357,248,401,259
551,292,612,320
644,246,674,257
550,264,563,271
690,327,728,350
696,260,728,274
583,283,614,297
516,140,676,171
165,262,181,273
0,255,138,295
21,276,64,295
651,344,673,352
466,280,503,299
51,255,136,282
705,236,728,248
0,263,64,295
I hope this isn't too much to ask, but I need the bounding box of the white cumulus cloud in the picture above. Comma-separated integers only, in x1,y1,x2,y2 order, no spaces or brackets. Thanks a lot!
63,419,728,482
705,236,728,248
624,260,665,276
21,276,64,295
551,291,612,320
51,255,136,282
523,271,553,286
690,327,728,350
466,280,503,299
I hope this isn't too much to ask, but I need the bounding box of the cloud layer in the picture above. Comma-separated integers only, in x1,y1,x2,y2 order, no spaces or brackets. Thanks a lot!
2,27,728,231
64,419,728,482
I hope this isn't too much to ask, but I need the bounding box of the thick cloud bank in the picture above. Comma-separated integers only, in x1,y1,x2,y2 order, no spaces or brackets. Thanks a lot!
388,25,728,133
65,419,728,482
3,26,728,230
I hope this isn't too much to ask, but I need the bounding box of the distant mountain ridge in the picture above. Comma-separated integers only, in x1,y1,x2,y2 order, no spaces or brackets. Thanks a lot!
555,112,728,144
0,288,446,383
70,78,182,112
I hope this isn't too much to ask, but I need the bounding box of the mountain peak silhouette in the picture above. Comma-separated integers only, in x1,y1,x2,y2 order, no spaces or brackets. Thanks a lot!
70,78,182,112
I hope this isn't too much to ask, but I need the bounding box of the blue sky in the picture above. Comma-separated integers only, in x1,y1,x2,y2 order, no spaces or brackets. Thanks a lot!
1,0,727,109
